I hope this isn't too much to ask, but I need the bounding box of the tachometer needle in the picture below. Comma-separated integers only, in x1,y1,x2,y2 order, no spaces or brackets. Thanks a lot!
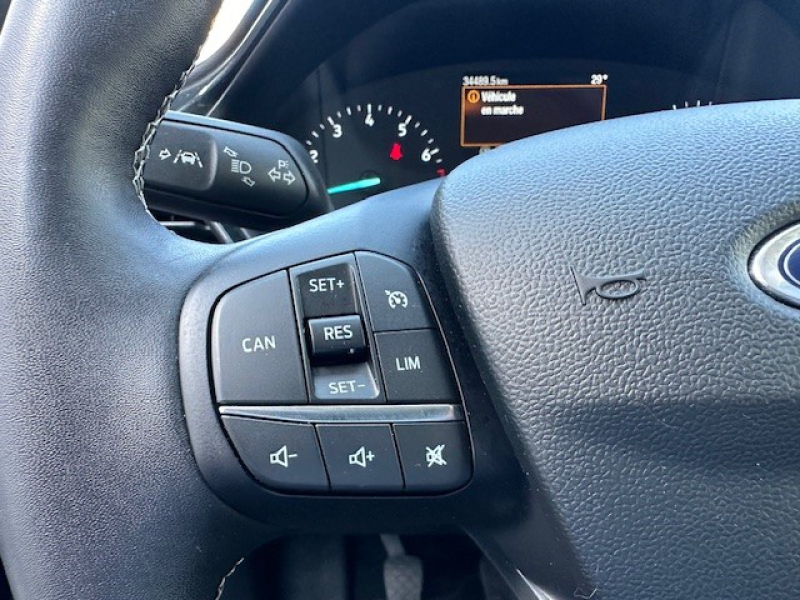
327,176,382,195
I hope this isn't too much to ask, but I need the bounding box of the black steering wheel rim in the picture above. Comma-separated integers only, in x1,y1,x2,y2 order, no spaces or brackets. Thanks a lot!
0,2,270,598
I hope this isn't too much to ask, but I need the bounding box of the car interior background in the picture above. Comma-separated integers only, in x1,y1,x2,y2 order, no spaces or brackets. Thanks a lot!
2,0,800,599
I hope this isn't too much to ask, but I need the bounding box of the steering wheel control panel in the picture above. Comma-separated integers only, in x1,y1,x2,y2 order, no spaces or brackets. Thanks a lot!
210,252,472,495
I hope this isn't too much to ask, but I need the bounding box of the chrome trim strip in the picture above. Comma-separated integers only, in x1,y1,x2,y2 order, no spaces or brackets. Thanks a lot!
751,223,800,308
218,404,464,423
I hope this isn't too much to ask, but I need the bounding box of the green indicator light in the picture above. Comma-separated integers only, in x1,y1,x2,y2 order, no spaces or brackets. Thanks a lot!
327,177,382,195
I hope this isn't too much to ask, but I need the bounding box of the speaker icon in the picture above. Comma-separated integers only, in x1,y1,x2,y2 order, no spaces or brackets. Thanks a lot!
348,446,375,468
269,445,298,468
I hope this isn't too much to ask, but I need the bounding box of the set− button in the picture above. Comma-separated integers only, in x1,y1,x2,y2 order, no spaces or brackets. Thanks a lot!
375,329,459,403
312,362,381,403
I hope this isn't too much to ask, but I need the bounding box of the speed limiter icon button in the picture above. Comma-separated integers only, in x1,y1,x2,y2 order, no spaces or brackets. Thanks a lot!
375,330,458,403
356,252,433,332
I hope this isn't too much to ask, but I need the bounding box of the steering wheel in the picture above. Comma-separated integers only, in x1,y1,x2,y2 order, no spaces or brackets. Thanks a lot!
2,1,800,598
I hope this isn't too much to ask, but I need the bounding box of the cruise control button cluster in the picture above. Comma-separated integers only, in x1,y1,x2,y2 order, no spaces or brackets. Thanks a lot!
292,256,385,404
209,251,472,494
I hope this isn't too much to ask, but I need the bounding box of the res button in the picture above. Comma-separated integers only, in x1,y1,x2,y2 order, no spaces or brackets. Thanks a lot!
307,315,367,363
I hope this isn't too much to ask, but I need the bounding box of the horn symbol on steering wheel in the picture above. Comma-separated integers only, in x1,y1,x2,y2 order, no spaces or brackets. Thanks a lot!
570,266,646,305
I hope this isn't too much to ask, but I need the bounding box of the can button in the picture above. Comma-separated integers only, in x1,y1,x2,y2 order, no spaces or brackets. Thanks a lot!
211,271,307,404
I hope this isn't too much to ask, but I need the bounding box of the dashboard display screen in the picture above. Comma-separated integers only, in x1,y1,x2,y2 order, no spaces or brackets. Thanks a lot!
461,83,607,146
272,59,723,206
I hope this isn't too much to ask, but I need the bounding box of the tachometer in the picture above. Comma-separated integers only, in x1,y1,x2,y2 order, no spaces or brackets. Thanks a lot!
305,103,446,205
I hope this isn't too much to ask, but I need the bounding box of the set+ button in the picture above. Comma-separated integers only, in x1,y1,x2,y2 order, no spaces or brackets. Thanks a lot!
295,262,359,318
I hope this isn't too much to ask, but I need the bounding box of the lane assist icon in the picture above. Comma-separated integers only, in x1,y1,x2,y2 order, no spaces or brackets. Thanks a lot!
173,150,203,168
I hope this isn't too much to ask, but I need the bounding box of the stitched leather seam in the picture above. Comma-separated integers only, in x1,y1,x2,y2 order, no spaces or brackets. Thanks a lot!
132,50,202,211
214,556,246,600
132,44,252,600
